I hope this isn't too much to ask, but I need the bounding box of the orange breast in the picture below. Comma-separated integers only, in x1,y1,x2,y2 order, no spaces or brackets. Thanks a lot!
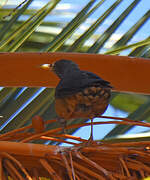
55,86,111,120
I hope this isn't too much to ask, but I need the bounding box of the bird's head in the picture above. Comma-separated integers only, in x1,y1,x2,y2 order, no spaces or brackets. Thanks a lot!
41,59,79,79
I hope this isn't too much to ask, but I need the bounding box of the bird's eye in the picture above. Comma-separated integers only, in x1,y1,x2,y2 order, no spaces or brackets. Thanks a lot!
50,63,53,67
50,63,55,71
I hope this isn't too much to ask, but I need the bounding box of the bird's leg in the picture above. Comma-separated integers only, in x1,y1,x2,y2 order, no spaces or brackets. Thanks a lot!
79,118,96,146
88,118,94,142
57,117,67,134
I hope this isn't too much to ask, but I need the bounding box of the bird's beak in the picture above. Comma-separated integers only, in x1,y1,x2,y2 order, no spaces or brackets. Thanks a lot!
40,64,53,70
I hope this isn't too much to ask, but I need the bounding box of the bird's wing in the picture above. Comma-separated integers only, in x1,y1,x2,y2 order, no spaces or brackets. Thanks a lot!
55,70,112,98
83,71,112,88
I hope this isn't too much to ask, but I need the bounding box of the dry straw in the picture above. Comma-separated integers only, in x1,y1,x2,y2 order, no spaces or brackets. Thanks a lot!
0,115,150,179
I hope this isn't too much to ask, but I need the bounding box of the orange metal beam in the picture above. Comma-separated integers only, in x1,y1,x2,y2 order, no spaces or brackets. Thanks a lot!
0,52,149,94
0,140,58,157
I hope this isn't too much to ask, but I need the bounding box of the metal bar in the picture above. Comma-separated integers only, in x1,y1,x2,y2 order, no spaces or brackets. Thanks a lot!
0,52,149,94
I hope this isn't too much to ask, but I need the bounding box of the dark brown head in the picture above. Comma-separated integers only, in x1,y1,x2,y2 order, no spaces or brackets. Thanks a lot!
49,59,79,79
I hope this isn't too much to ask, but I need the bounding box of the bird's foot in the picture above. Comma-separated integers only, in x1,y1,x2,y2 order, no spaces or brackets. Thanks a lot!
86,135,97,146
87,134,94,144
78,135,98,148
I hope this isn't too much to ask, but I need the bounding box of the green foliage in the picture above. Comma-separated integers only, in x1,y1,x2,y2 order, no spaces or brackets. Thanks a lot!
111,93,148,113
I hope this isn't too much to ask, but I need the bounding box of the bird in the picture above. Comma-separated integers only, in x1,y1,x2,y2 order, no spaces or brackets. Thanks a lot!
42,59,112,142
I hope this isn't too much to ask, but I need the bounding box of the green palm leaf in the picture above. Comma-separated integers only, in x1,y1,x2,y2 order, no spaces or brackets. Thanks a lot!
41,0,97,52
87,0,142,53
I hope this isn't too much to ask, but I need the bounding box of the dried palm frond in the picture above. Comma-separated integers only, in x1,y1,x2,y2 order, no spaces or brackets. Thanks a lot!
0,116,150,179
